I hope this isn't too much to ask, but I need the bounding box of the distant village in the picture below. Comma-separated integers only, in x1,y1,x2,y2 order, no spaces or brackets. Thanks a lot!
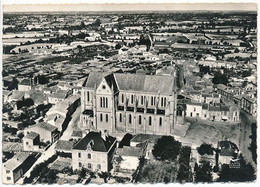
2,11,257,184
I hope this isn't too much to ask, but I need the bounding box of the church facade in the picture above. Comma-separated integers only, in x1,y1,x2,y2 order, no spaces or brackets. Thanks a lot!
80,72,177,135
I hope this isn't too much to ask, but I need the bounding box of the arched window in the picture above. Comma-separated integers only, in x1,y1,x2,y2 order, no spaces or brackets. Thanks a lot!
129,114,132,124
122,94,124,103
100,113,103,122
100,97,102,107
149,116,152,126
151,96,154,106
106,114,108,122
161,97,163,107
164,98,167,107
87,91,90,102
119,113,122,122
106,97,108,108
103,97,105,108
139,115,142,125
131,95,134,104
141,96,144,105
159,117,162,126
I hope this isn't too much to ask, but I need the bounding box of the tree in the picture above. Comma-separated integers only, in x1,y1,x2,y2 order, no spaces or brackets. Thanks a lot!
197,143,214,155
212,72,228,85
79,167,87,178
98,172,109,183
94,18,101,27
249,123,257,164
177,146,192,183
17,132,24,139
242,71,251,78
199,65,210,74
46,169,57,184
217,155,256,182
234,48,240,53
163,176,170,184
115,43,122,50
194,161,213,183
152,136,181,161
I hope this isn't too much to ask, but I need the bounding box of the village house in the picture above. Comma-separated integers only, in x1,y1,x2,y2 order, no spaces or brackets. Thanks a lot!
187,92,221,104
3,90,12,103
80,72,177,136
24,122,59,143
186,102,240,122
18,79,32,91
71,131,117,172
130,133,162,159
2,152,36,184
217,140,240,166
48,90,68,104
240,96,257,117
113,141,148,176
23,131,40,152
55,140,76,157
46,94,80,131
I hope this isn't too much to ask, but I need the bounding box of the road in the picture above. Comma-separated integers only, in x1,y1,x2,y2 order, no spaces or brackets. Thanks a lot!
16,106,81,184
16,141,56,184
239,110,256,167
60,107,81,140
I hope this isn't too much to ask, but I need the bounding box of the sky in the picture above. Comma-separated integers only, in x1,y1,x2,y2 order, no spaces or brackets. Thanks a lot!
2,1,258,12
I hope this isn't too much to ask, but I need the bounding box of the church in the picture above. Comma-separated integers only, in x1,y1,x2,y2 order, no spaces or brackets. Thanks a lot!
80,71,177,135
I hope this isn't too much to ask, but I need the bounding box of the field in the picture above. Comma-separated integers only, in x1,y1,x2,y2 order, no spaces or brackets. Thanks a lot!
139,160,178,183
183,118,240,148
49,157,72,171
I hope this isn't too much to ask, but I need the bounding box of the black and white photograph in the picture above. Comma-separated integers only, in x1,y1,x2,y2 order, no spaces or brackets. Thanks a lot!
1,0,258,185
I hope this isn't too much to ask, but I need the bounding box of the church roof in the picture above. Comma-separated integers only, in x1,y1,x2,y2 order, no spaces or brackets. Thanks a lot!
84,72,110,88
84,72,117,91
114,73,175,94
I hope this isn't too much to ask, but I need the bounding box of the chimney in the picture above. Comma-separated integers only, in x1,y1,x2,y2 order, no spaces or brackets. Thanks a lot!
101,130,108,140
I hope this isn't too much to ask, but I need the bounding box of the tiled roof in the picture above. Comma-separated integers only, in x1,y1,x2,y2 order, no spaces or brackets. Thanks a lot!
24,131,39,140
72,131,116,152
202,93,219,98
216,84,227,90
115,146,144,157
208,105,221,111
114,73,175,94
4,152,30,171
55,140,75,151
49,91,67,99
71,130,83,137
131,134,162,143
10,90,25,100
30,91,47,104
19,79,31,86
30,122,57,132
219,141,239,156
2,90,12,96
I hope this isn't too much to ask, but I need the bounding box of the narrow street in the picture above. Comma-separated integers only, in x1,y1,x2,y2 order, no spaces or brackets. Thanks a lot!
16,141,57,184
60,106,81,140
16,106,81,184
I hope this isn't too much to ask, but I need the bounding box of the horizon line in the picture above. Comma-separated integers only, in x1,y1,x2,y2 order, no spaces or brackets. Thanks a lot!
3,3,257,12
